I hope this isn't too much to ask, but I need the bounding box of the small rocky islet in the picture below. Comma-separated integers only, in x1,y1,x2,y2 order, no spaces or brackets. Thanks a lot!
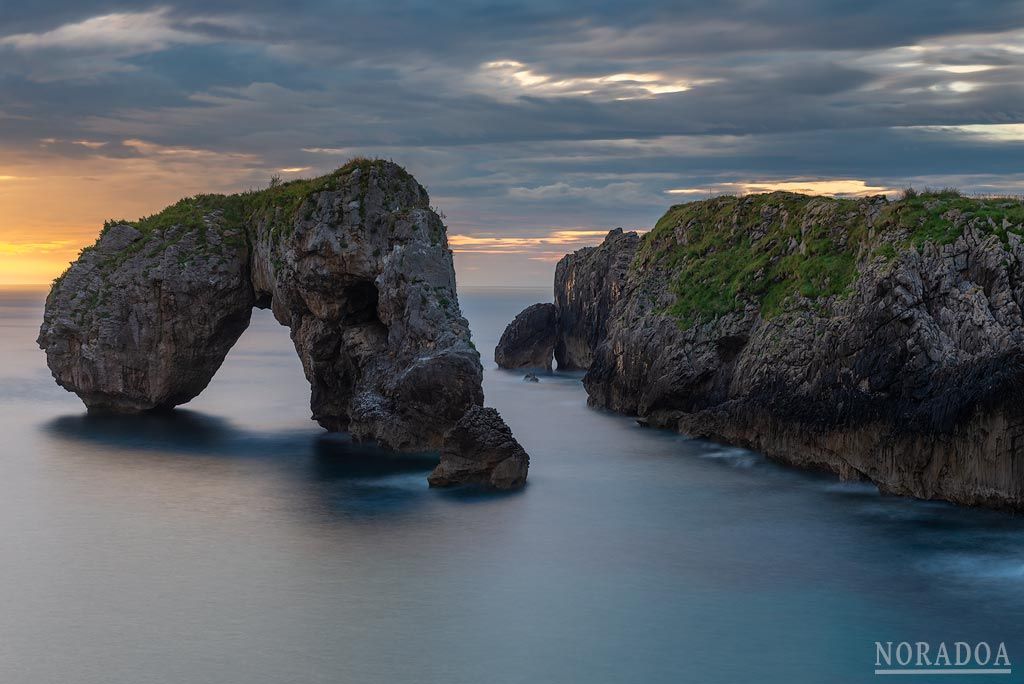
497,190,1024,510
38,159,527,490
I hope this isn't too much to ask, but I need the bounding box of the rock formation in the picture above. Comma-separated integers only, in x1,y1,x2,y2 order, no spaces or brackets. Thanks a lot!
554,228,639,370
494,302,558,371
38,160,508,467
509,191,1024,509
428,406,530,490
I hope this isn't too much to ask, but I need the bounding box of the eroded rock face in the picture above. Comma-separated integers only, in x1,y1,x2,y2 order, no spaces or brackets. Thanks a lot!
428,406,529,490
37,221,255,412
494,303,557,371
39,160,484,451
554,228,639,370
544,193,1024,509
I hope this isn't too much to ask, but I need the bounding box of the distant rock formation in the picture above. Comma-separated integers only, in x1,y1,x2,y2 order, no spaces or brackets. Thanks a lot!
494,302,557,371
505,191,1024,509
554,228,639,370
428,406,530,490
39,160,527,487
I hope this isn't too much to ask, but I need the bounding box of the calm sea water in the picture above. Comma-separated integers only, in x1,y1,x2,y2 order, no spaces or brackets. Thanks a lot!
1,285,1022,683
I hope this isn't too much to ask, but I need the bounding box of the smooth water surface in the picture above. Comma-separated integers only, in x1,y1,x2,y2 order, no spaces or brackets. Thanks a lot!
1,285,1021,683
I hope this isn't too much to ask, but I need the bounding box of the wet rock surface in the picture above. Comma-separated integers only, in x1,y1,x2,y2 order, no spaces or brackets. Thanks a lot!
429,406,530,490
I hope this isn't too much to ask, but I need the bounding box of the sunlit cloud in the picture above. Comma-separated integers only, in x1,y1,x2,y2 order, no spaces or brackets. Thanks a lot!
668,179,897,197
907,124,1024,142
450,229,619,254
38,138,109,150
302,147,352,155
475,60,710,100
933,64,995,73
0,9,208,52
0,8,255,82
507,181,660,205
122,138,260,163
278,166,311,173
930,80,978,93
0,240,74,255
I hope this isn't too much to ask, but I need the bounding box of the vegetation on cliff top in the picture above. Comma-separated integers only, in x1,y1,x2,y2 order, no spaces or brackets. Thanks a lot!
55,159,417,287
637,190,1024,328
103,157,406,239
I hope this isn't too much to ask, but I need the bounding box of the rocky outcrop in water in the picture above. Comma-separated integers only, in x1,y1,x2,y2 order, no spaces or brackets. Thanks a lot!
428,406,530,490
38,160,491,455
554,228,639,370
494,303,558,371
515,191,1024,509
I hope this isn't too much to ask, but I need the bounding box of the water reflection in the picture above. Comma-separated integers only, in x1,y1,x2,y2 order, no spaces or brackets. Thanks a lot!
44,409,442,521
0,287,1023,684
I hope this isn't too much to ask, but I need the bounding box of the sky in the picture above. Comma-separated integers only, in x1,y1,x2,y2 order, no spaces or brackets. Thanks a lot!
1,1,1023,286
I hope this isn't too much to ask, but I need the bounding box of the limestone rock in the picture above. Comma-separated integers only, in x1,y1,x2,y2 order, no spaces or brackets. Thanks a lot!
541,193,1024,509
494,302,557,371
37,220,254,412
39,160,484,451
554,227,639,370
428,406,529,489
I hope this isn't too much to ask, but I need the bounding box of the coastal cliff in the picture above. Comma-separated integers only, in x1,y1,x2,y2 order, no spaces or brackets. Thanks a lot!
505,190,1024,508
39,160,527,487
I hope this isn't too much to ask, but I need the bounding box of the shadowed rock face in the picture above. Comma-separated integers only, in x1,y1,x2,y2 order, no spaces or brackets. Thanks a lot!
554,228,639,370
497,228,639,374
513,192,1024,509
494,303,558,371
38,160,484,451
428,406,529,490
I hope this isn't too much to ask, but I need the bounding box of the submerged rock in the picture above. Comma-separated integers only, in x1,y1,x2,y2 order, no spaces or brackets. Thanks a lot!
39,160,484,452
429,406,529,490
494,302,557,371
523,373,539,383
529,191,1024,509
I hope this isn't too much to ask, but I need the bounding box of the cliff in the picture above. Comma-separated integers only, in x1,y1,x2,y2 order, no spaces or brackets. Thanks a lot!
39,160,526,488
507,190,1024,508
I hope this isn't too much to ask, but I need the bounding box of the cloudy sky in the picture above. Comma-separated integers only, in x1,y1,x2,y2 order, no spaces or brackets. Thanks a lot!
2,1,1023,285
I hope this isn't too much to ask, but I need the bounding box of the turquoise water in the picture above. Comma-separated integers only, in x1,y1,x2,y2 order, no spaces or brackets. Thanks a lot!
0,285,1021,683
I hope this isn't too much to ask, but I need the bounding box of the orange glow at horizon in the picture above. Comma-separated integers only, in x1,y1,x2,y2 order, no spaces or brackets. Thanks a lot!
0,140,621,285
0,140,270,285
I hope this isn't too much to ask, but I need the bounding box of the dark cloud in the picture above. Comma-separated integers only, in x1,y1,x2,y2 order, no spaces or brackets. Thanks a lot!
2,0,1024,284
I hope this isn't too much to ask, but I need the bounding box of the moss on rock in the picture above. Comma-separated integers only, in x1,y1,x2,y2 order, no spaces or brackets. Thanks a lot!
638,190,1024,327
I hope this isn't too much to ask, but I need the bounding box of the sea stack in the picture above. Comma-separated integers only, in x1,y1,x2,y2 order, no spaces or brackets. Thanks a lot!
428,406,530,490
494,302,558,371
38,159,528,488
504,191,1024,509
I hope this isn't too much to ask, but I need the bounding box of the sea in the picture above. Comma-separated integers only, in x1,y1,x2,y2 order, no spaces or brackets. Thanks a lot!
0,284,1021,683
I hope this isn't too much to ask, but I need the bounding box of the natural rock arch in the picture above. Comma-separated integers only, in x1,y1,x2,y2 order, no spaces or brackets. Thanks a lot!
38,160,484,451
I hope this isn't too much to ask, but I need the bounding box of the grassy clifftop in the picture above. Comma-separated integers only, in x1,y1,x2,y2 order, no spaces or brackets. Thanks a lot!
55,159,420,287
101,158,416,240
635,190,1024,327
